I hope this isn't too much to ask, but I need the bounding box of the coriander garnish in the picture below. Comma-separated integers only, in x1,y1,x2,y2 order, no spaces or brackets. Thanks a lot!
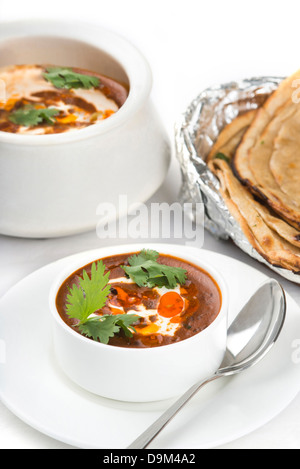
79,313,141,345
121,249,187,289
214,152,230,163
65,261,140,344
44,67,100,90
9,105,60,127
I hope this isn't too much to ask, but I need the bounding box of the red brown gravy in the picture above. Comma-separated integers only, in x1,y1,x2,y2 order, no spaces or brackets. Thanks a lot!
56,253,222,348
0,64,128,134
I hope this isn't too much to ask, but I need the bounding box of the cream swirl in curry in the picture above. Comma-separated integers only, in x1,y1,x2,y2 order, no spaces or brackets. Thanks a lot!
0,64,128,134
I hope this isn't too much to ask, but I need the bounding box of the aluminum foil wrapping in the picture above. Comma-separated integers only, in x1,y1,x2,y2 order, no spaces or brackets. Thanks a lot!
175,76,300,284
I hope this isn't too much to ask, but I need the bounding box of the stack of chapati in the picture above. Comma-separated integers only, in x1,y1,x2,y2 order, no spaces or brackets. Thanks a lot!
207,70,300,273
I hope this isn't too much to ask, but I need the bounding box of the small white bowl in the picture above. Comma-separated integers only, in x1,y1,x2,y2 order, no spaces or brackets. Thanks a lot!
0,20,171,238
49,244,228,402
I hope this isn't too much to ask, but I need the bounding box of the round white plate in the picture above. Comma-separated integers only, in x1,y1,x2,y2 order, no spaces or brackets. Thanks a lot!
0,245,300,449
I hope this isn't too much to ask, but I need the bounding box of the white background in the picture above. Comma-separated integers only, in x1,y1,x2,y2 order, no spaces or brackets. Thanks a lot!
1,0,300,449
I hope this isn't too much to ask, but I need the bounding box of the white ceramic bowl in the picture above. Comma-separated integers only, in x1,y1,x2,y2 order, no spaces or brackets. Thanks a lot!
0,20,171,238
49,244,228,402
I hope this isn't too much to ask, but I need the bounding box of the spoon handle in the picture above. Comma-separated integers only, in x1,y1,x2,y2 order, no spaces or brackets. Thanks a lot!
127,374,220,449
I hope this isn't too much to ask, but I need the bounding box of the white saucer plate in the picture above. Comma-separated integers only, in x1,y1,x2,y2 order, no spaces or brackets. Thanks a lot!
0,244,300,449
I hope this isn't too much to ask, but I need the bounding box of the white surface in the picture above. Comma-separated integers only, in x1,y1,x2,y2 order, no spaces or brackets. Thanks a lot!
1,0,300,449
1,247,299,449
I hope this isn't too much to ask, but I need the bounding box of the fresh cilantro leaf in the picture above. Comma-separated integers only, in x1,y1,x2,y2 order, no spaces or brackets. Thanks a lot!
44,67,100,90
9,105,60,127
65,261,141,344
214,152,230,163
127,249,160,266
66,261,110,323
122,250,187,289
78,314,140,344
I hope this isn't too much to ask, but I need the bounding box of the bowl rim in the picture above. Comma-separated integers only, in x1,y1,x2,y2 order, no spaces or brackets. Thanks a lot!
48,243,229,354
0,19,153,146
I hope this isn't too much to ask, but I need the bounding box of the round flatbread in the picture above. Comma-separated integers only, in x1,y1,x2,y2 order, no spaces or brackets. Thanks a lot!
270,111,300,206
233,70,300,229
212,158,300,272
206,110,257,163
208,111,300,273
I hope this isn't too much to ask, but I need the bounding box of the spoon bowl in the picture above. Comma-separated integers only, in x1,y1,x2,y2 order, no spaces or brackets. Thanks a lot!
128,278,286,449
218,279,286,374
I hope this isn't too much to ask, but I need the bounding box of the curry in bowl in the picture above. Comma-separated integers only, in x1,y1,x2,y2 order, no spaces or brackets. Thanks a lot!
55,249,222,348
0,64,128,134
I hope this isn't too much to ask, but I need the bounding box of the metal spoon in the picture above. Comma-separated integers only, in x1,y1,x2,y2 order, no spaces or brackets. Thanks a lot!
127,278,286,449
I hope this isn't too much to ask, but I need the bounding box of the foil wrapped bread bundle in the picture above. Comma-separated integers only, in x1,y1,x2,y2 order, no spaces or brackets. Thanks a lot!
176,75,300,284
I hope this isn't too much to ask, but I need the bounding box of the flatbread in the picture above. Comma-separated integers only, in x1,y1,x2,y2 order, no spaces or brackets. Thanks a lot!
270,112,300,205
233,70,300,228
212,158,300,272
207,111,300,272
213,166,267,256
206,110,256,163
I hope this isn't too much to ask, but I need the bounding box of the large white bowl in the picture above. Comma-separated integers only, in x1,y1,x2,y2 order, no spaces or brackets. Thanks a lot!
0,21,171,238
49,244,228,402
